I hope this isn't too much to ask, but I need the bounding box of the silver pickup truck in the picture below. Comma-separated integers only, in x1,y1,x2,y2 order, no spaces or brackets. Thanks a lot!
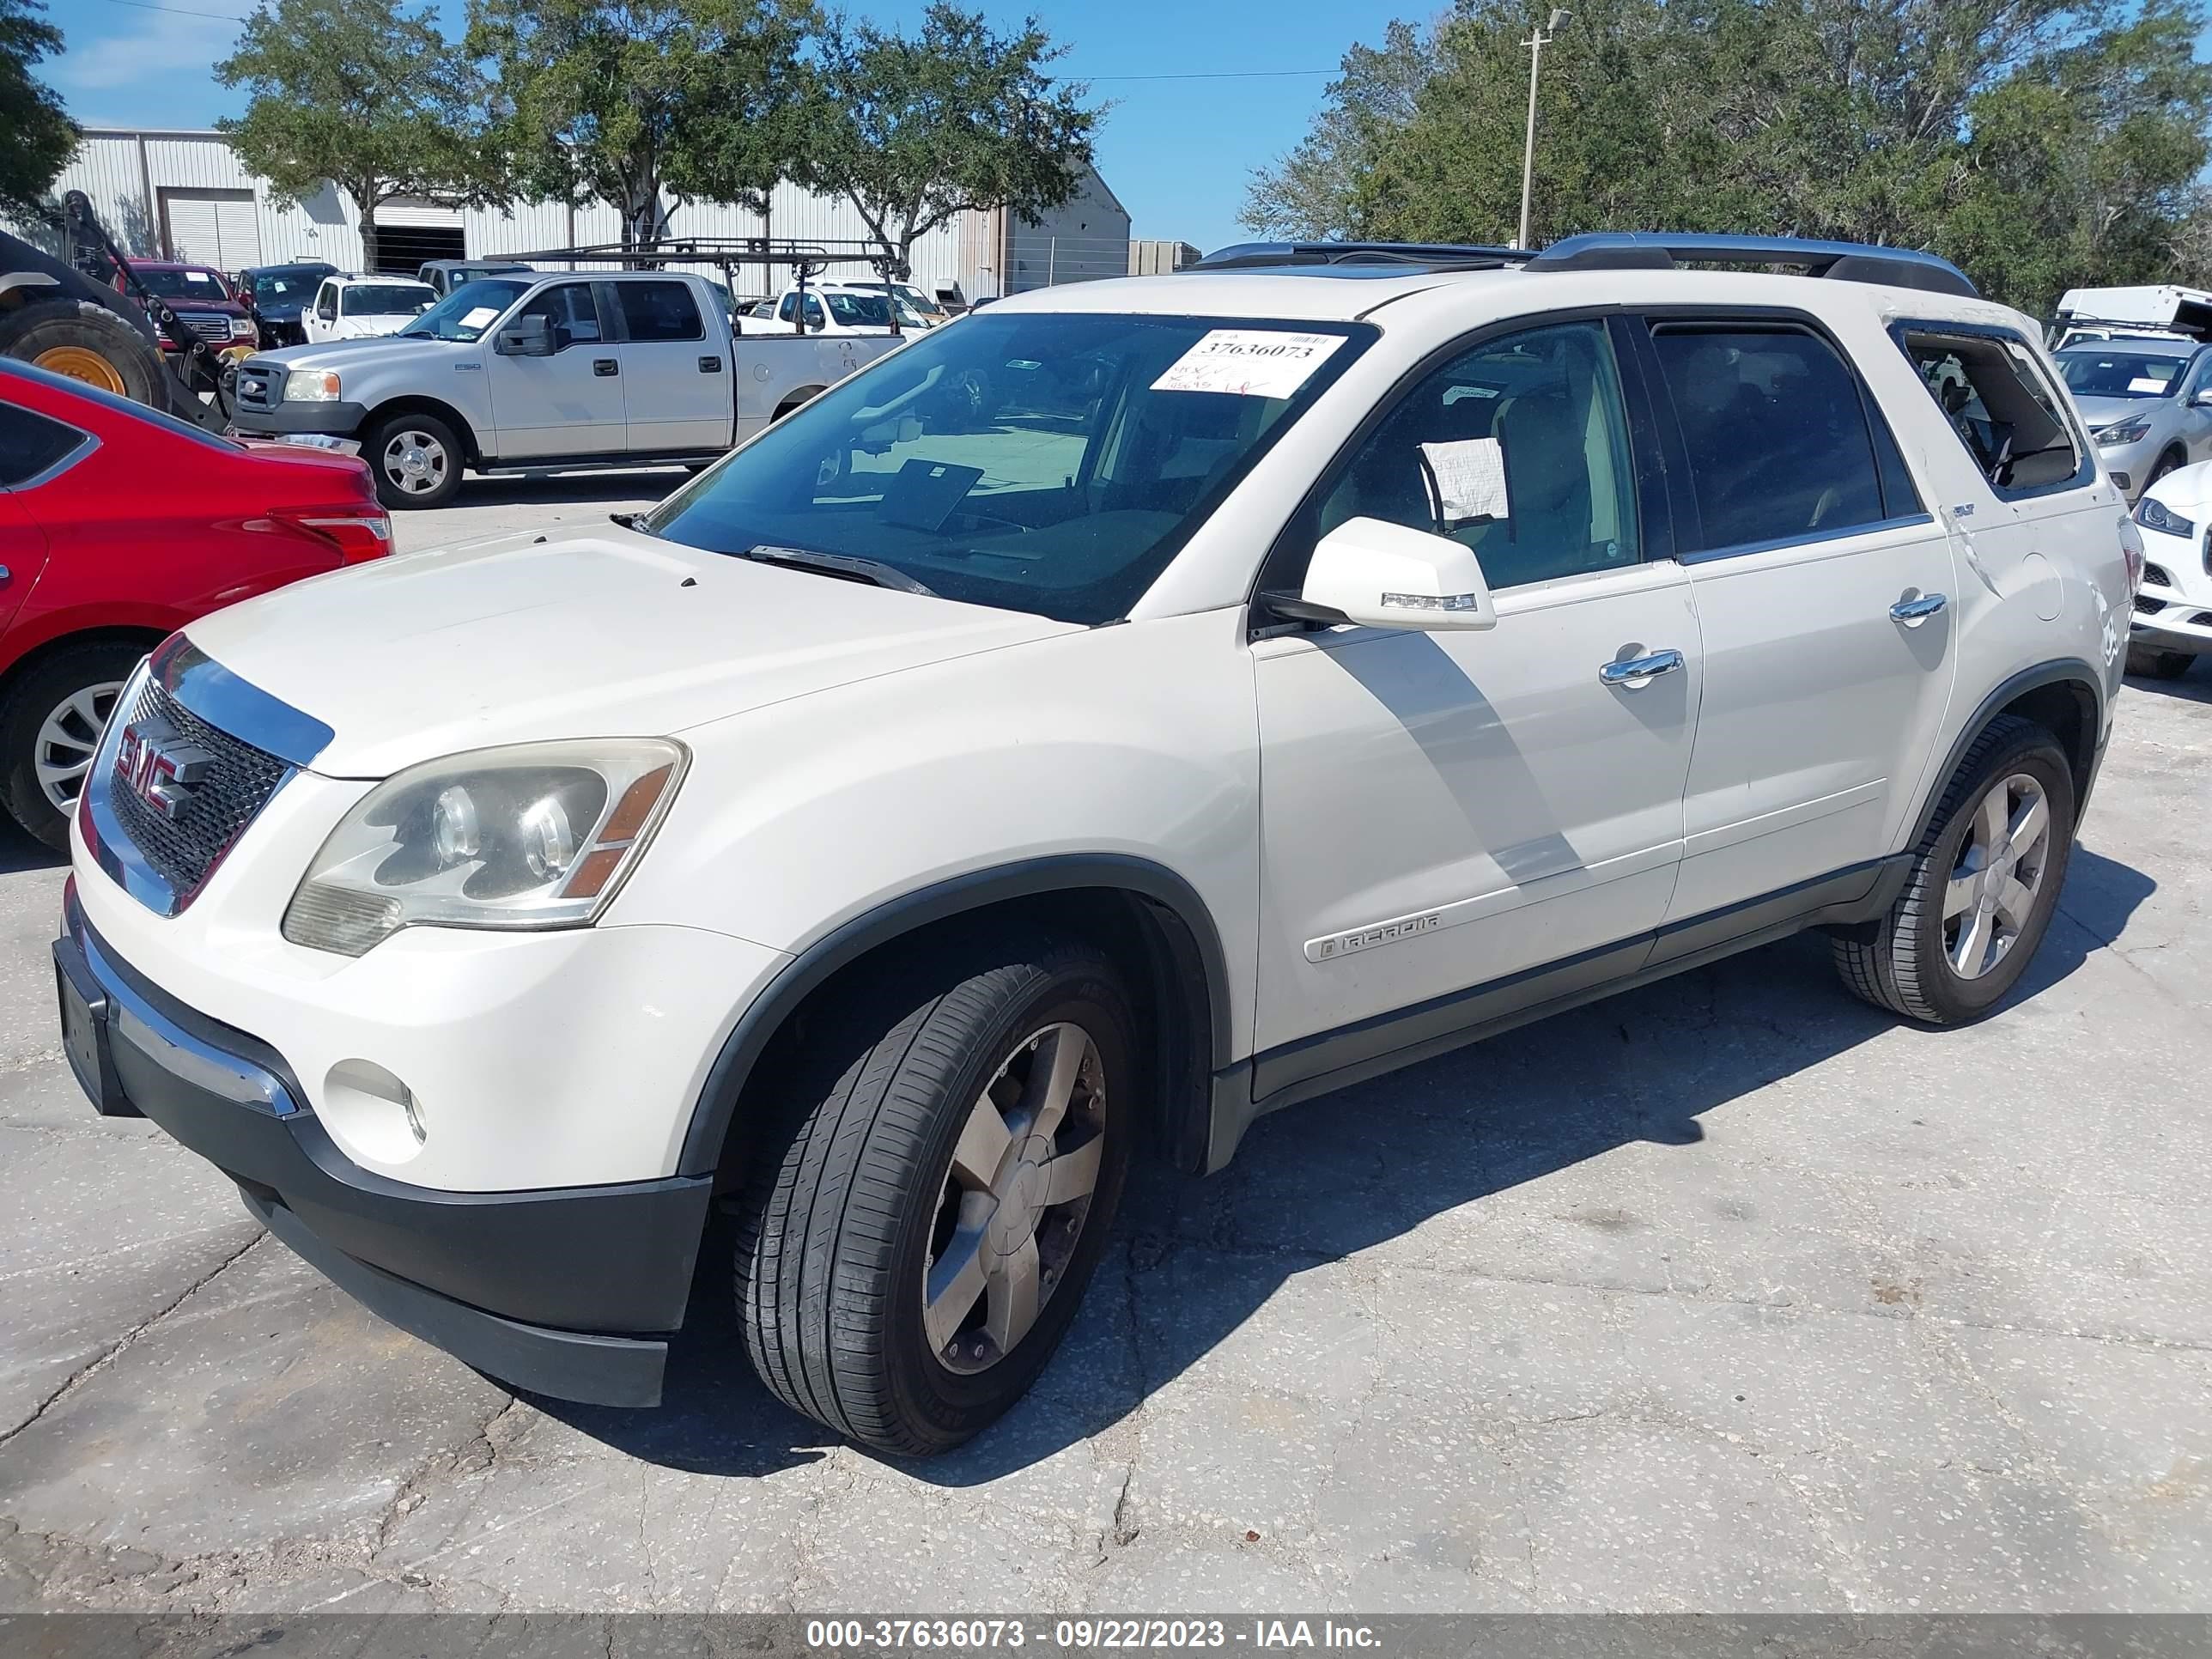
228,270,902,508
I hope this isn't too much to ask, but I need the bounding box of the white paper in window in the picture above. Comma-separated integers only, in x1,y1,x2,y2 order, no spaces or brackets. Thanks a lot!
462,306,501,329
1419,436,1510,526
1151,330,1346,398
2128,376,2169,394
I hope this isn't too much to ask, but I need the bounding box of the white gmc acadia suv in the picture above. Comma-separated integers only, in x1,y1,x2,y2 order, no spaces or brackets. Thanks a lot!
54,234,2138,1455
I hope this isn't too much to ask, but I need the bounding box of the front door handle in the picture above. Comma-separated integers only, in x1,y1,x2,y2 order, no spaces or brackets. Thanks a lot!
1598,648,1685,689
1891,592,1948,625
697,356,722,374
592,358,618,377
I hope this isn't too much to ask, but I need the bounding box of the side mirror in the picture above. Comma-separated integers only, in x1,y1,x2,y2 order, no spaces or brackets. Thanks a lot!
1268,516,1498,632
494,313,556,357
2191,388,2212,407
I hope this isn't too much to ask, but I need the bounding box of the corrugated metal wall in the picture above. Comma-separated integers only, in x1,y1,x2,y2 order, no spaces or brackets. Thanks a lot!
9,131,1018,303
1006,165,1133,292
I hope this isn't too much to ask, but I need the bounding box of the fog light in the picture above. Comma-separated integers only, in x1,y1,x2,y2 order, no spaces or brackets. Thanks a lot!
323,1059,426,1164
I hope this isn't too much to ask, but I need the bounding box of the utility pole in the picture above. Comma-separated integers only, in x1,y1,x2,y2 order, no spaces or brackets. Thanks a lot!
1518,8,1571,251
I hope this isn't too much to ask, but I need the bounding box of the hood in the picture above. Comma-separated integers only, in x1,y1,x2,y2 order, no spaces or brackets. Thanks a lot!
251,334,458,375
2146,457,2212,515
328,315,418,339
179,523,1075,777
2072,393,2166,431
168,298,250,319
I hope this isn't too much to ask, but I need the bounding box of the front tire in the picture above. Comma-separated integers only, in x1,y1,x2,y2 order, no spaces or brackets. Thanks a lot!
364,411,463,509
1832,715,2075,1024
2126,643,2194,680
734,933,1134,1455
0,641,143,851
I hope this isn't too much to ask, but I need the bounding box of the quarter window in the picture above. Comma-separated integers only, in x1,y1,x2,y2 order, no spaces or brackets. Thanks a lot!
1648,325,1891,553
1311,319,1640,590
1900,328,2084,496
0,404,92,486
616,280,703,343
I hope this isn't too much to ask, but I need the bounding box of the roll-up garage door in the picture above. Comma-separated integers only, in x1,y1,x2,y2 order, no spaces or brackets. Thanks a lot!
161,189,261,268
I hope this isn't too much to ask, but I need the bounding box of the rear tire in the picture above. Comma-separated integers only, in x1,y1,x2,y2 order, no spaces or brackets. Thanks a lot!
0,641,144,852
0,300,165,409
363,410,463,509
2125,643,2194,680
734,932,1134,1455
1832,715,2075,1024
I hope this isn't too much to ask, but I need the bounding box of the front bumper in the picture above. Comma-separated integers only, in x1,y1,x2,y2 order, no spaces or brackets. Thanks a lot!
2132,526,2212,654
53,890,710,1407
228,397,371,437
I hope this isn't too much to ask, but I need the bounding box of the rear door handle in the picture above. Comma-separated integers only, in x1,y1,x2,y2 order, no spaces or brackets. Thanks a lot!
697,356,722,373
592,358,618,377
1598,648,1685,689
1891,592,1948,624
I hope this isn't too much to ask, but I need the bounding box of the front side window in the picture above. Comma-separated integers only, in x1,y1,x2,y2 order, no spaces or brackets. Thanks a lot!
1313,319,1640,590
1902,327,2085,495
514,283,604,347
644,312,1373,624
0,403,92,486
615,281,703,343
1650,325,1889,551
316,284,338,322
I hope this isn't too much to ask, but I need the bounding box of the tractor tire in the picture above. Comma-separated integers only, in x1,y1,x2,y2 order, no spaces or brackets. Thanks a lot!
0,299,167,410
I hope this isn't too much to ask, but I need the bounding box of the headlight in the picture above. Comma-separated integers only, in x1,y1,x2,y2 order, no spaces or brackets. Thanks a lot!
2098,419,2153,447
2135,495,2197,540
230,316,257,338
282,739,687,957
284,368,342,402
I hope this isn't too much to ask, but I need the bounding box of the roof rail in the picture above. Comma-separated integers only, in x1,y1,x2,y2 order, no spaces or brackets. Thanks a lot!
1522,232,1977,298
1191,240,1528,271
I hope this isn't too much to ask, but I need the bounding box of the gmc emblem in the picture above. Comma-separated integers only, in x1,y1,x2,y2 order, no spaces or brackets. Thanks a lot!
113,718,212,822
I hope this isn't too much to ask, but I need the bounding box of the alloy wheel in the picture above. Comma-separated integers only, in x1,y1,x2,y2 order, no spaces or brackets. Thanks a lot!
923,1021,1107,1374
1943,771,2052,980
380,428,450,497
34,681,125,815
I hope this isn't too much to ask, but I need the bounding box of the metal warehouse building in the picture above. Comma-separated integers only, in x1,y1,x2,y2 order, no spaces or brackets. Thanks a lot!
18,128,1133,303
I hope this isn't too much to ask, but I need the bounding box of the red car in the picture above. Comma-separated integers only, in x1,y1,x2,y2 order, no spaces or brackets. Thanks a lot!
0,359,390,849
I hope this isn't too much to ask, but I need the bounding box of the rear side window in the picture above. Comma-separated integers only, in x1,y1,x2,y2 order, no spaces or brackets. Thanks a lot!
1901,327,2087,497
617,281,703,343
0,404,92,486
1648,325,1896,554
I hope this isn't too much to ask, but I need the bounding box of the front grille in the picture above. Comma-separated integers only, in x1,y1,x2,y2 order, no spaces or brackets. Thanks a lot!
106,678,289,902
234,363,280,410
2144,563,2172,589
179,312,232,342
2136,595,2168,616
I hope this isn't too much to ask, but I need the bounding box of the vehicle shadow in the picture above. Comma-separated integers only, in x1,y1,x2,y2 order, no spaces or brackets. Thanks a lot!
447,470,692,511
0,819,65,878
2123,659,2212,704
535,845,2154,1482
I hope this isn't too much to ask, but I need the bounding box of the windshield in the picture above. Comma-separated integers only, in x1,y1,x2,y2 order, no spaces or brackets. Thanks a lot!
347,283,434,316
137,266,229,301
399,277,532,341
250,269,328,306
643,311,1373,624
2057,349,2190,398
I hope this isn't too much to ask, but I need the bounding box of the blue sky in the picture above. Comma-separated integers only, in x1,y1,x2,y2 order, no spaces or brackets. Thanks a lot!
46,0,1413,252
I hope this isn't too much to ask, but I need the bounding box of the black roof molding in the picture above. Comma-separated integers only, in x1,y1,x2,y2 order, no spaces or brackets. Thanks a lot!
1191,240,1526,272
1523,232,1979,298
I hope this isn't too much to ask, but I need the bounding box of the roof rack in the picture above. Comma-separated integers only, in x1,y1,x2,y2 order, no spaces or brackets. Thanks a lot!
1190,240,1528,271
485,235,902,278
1522,233,1978,298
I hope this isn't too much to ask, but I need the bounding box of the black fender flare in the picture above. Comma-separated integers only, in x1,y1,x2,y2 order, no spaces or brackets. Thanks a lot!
1907,657,2106,848
676,854,1236,1178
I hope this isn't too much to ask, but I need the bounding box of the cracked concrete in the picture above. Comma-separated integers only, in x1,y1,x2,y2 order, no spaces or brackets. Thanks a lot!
2,485,2209,1613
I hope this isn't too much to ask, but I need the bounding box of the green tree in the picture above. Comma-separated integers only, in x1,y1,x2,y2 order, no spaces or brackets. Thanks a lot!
0,0,76,219
798,3,1101,276
1245,0,2212,313
216,0,497,273
466,0,816,252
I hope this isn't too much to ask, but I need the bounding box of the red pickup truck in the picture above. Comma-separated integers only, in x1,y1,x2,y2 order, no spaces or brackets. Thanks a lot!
0,359,390,849
118,262,259,362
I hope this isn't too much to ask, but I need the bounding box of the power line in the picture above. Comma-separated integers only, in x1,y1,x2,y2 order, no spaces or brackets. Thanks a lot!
87,0,255,21
1087,68,1334,82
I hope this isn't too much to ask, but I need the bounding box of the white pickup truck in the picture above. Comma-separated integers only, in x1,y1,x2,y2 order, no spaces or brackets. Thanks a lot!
228,270,902,507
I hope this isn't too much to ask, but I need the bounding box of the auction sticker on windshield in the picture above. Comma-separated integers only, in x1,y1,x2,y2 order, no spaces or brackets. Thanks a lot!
1152,330,1346,398
462,307,501,329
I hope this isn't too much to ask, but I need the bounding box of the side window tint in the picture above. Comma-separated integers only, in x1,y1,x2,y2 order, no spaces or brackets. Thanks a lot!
1650,326,1887,552
1902,329,2082,495
778,294,798,323
616,280,703,343
517,284,602,346
316,285,337,321
1313,319,1640,590
0,403,91,486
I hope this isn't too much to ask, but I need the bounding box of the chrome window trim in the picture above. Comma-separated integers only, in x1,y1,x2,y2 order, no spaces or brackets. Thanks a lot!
1676,510,1940,565
2,422,100,491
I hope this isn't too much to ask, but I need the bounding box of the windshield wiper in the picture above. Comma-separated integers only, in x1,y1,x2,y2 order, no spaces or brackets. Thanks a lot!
736,543,938,596
611,511,653,534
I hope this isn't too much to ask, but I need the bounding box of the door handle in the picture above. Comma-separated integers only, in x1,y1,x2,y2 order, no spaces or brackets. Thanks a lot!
697,356,722,373
592,358,618,377
1890,592,1948,625
1598,648,1685,689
